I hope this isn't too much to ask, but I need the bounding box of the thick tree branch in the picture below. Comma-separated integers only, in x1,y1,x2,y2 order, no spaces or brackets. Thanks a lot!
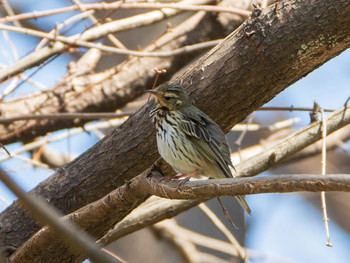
143,173,350,199
1,0,350,259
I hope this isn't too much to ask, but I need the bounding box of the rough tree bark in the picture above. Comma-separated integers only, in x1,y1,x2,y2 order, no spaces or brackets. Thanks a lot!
0,0,349,261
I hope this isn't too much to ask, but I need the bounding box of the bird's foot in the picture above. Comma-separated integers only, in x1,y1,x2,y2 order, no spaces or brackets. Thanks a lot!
175,169,200,191
175,176,191,191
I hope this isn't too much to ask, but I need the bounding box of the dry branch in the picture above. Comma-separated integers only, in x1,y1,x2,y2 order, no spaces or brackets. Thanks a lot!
143,173,350,199
1,0,350,260
0,1,250,24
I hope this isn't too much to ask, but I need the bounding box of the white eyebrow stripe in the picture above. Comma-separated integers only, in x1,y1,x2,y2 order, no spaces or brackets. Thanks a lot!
164,92,179,98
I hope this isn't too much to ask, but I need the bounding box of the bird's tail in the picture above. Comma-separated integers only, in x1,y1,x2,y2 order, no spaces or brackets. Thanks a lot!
235,195,251,215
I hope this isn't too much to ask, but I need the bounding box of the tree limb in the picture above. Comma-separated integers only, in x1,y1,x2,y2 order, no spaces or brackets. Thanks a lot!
142,173,350,199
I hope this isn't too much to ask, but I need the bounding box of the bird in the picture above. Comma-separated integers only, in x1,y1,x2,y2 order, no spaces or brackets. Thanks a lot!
147,82,251,215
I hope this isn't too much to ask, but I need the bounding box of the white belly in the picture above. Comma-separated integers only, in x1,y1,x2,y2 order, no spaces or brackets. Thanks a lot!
156,119,202,175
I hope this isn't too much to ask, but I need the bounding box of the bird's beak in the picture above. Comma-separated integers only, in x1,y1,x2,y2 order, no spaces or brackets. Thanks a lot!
145,89,159,96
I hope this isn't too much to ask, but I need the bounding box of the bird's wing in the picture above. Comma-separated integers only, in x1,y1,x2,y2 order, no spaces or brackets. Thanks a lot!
179,108,232,178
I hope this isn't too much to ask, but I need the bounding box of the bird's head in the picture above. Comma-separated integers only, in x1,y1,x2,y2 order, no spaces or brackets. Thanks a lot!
146,83,190,110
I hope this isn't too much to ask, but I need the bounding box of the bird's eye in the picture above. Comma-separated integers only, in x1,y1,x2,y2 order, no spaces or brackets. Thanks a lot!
164,96,171,101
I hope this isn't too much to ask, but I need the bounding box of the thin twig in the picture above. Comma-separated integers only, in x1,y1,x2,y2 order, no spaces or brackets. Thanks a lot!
259,106,334,112
216,197,238,229
0,118,128,163
72,0,127,49
320,108,332,247
2,0,22,27
6,153,54,171
235,113,255,162
1,15,21,99
231,117,300,132
0,23,222,57
0,2,251,24
0,112,133,124
0,142,10,156
151,219,201,262
198,203,246,260
35,10,95,51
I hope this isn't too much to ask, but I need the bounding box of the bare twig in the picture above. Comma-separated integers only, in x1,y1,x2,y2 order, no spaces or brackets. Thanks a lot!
283,125,350,164
259,106,334,113
0,143,10,156
2,0,22,27
235,113,255,161
151,219,202,262
0,2,250,24
6,153,54,171
71,0,127,49
0,118,128,163
35,10,95,51
231,117,300,132
0,24,222,57
320,108,332,247
0,112,133,124
198,203,246,260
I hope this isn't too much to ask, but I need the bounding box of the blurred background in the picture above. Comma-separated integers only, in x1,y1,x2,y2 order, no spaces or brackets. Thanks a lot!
0,0,349,262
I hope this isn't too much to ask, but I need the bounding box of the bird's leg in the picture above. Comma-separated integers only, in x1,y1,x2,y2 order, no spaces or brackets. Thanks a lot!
173,174,188,179
159,173,190,182
175,169,200,191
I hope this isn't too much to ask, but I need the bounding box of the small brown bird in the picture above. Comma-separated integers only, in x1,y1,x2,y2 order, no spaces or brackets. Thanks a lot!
147,83,251,215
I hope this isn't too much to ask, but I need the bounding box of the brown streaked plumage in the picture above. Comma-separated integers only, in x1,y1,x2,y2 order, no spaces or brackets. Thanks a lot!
147,82,251,215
